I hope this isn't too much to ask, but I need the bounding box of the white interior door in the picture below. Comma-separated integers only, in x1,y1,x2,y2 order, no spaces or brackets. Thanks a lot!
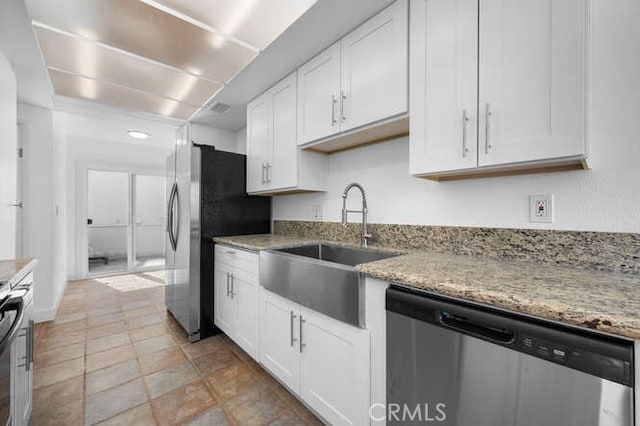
0,52,17,260
133,174,166,270
15,123,24,258
87,170,130,275
478,0,587,166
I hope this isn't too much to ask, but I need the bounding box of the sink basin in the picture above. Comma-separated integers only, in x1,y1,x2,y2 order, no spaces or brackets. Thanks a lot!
259,243,399,327
275,243,397,267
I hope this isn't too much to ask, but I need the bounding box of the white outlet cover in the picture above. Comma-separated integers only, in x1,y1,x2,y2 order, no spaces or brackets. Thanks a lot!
312,204,324,220
529,194,553,223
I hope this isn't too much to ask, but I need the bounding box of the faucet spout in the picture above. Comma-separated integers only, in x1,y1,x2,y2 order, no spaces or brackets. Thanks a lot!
340,183,371,247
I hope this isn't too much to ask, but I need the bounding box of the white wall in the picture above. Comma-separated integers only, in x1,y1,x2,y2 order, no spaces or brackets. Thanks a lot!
55,110,175,282
274,2,640,234
191,123,240,153
0,50,17,259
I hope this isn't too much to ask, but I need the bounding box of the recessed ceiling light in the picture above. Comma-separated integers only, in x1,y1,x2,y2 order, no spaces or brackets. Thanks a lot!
127,130,150,139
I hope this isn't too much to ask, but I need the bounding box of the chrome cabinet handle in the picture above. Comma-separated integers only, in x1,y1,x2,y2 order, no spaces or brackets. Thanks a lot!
226,250,236,255
261,163,266,185
331,95,338,126
340,90,347,122
267,163,272,183
485,103,492,154
290,311,298,347
299,316,306,353
27,320,33,370
226,272,231,297
462,109,469,158
232,274,236,298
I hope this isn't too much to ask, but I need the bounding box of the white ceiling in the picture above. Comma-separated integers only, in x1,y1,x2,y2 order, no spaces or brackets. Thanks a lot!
5,0,395,130
25,0,317,120
192,0,397,131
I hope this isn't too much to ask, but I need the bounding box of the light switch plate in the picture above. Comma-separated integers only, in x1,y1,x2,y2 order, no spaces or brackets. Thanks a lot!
529,194,553,223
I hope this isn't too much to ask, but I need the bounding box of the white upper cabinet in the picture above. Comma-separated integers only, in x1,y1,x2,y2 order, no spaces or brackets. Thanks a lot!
409,0,478,175
478,0,587,167
410,0,588,179
269,74,299,190
296,0,409,150
246,95,270,193
246,72,326,195
341,0,408,132
297,42,342,144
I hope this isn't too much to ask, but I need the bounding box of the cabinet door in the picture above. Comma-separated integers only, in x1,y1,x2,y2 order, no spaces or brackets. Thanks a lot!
297,42,341,145
300,308,370,426
230,269,259,360
409,0,478,175
341,0,408,132
478,0,587,166
214,263,234,334
246,94,270,193
259,289,301,395
268,72,298,190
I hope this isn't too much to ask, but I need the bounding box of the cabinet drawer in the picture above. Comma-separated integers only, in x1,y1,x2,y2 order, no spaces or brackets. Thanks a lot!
215,244,259,275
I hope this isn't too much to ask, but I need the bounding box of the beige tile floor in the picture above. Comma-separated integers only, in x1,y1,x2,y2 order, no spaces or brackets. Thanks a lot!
33,271,322,425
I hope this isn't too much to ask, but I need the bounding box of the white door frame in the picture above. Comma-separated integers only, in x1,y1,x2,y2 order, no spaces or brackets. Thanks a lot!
77,160,164,278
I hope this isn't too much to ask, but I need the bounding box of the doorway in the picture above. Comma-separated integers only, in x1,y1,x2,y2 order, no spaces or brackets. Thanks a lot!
87,169,165,276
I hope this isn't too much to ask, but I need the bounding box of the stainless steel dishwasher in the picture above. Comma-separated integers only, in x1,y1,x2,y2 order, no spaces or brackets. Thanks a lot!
386,286,634,426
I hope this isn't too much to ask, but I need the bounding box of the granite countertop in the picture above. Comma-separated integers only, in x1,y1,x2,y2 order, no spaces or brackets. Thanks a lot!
215,234,640,340
357,252,640,340
0,258,38,288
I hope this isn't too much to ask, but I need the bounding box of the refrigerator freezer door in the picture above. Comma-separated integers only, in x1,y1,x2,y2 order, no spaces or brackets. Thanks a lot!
165,152,176,317
168,125,199,339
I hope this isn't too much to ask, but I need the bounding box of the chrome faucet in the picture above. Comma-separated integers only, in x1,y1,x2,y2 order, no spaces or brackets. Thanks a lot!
341,183,372,247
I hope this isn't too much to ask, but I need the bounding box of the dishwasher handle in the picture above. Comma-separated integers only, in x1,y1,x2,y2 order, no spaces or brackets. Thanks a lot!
440,311,515,344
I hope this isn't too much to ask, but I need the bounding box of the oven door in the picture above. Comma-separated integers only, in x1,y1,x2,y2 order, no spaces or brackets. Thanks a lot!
0,296,24,426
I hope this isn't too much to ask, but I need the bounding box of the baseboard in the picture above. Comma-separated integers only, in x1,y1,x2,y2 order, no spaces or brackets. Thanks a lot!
32,307,57,323
33,279,67,323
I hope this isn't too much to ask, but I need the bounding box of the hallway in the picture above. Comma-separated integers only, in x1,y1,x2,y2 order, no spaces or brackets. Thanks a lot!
32,272,321,425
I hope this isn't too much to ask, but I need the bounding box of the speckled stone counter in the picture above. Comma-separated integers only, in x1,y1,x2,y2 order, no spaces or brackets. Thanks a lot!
213,234,317,252
214,233,640,340
0,258,37,288
357,252,640,340
274,220,640,274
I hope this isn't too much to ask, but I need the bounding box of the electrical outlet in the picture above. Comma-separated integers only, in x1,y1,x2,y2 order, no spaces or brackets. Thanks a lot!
312,204,324,220
529,194,553,223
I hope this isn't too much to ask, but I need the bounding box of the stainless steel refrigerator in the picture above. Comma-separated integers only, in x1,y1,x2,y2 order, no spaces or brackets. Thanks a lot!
165,125,270,342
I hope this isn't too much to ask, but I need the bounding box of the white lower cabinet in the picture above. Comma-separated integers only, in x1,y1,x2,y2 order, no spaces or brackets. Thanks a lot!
259,288,302,395
214,245,259,360
259,288,371,425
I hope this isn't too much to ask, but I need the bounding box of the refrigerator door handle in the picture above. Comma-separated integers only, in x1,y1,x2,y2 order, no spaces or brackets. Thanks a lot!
172,185,180,247
166,183,177,251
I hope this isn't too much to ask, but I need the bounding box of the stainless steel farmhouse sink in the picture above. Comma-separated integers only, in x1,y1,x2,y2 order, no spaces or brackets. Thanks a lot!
260,243,400,327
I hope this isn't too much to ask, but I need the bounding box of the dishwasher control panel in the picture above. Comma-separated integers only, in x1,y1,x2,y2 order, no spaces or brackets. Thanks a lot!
518,333,632,386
